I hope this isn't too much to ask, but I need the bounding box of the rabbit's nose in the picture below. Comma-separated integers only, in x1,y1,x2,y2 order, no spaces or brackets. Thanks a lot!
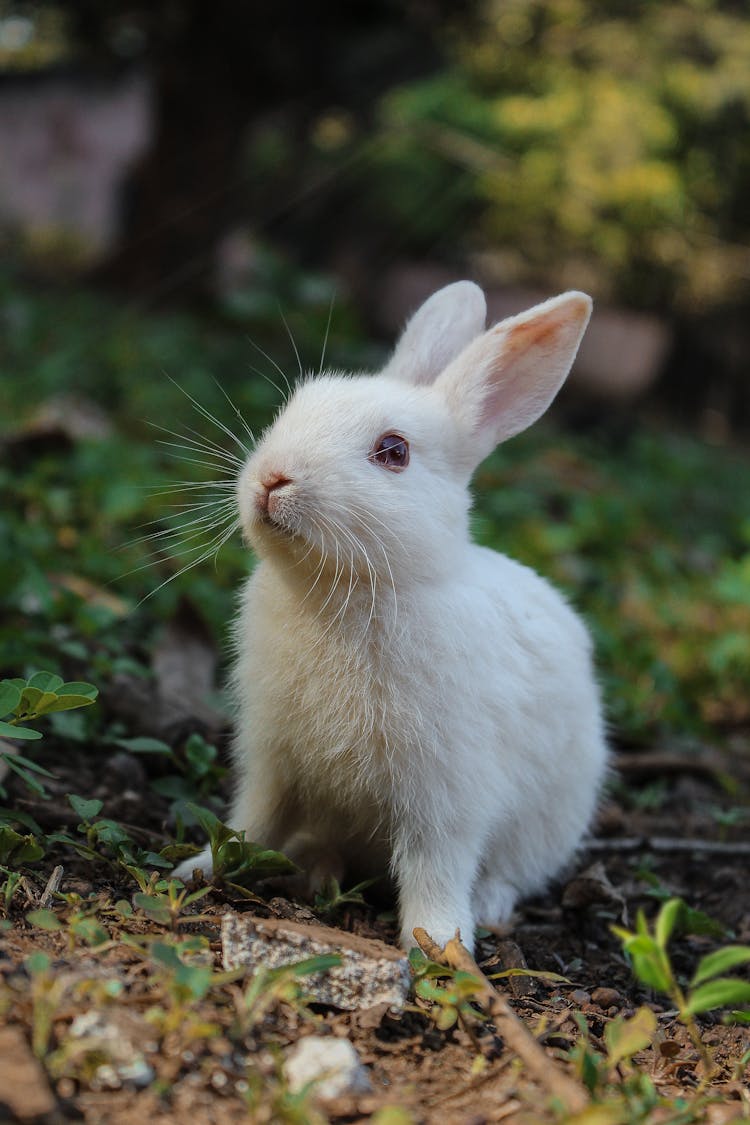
257,471,292,516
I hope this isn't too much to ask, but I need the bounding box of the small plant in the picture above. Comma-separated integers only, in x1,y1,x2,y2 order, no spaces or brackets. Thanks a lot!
0,826,45,867
181,804,297,890
0,865,24,913
117,732,227,810
613,898,750,1074
132,877,213,930
567,1006,663,1119
46,795,172,874
27,897,111,950
0,672,97,797
238,954,342,1034
313,875,379,917
408,946,569,1035
637,870,727,939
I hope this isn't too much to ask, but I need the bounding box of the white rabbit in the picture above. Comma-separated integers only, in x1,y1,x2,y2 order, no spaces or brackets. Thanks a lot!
175,282,608,950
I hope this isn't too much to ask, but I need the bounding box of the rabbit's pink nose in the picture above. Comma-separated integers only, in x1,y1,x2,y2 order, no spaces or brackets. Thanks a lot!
256,471,292,516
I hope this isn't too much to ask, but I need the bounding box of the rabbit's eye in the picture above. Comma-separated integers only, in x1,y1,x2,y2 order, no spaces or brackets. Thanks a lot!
370,433,410,472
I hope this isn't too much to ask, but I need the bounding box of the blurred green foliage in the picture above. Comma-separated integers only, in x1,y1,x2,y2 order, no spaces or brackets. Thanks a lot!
372,0,750,311
1,266,749,750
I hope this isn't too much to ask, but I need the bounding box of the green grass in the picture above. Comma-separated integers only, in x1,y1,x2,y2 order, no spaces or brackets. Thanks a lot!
1,267,749,1121
1,268,749,749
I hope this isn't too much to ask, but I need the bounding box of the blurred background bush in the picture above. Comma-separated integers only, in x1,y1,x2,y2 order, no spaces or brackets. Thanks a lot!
1,0,749,749
1,0,749,420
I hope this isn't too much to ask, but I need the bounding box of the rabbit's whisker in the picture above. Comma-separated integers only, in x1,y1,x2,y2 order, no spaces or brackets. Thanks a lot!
211,376,257,446
278,306,304,381
124,501,238,550
154,437,243,469
117,504,237,582
146,420,245,467
326,498,398,629
160,370,251,457
138,518,239,606
142,481,237,497
318,293,336,376
297,521,330,606
245,336,293,402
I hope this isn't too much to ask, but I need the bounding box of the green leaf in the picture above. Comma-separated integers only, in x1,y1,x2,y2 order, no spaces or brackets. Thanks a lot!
26,672,64,693
617,934,672,993
134,892,171,925
67,793,103,821
2,756,48,801
655,897,682,949
0,826,45,865
151,941,182,970
0,720,43,740
57,682,98,700
488,967,571,984
115,736,173,756
284,953,341,977
26,908,62,931
691,945,750,987
71,916,109,947
25,951,50,975
159,843,201,863
218,839,297,881
21,690,60,716
9,755,54,778
0,681,22,718
37,694,97,715
370,1108,414,1125
0,808,43,833
604,1006,658,1066
685,978,750,1015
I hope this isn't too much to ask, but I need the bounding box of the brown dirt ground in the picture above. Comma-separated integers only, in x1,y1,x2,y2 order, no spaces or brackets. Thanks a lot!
2,734,750,1124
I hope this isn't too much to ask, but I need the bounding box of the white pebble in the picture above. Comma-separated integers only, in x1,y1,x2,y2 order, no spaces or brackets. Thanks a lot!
284,1036,372,1100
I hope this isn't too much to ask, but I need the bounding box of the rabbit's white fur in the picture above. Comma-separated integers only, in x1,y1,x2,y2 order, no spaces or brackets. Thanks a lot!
175,282,608,949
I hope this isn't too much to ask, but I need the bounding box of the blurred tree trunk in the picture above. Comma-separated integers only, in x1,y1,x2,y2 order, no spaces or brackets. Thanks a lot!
68,0,473,299
92,56,248,297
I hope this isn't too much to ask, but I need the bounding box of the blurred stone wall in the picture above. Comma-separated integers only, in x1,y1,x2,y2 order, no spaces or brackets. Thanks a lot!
0,70,151,255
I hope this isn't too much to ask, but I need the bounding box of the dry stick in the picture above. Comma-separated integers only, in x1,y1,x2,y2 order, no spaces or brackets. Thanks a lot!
585,837,750,855
413,927,588,1114
38,865,64,910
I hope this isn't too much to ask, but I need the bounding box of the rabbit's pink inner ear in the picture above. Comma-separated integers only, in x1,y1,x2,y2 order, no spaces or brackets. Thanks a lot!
472,293,592,447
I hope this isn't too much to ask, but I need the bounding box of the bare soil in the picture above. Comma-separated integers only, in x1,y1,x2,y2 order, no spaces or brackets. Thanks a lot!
2,733,750,1124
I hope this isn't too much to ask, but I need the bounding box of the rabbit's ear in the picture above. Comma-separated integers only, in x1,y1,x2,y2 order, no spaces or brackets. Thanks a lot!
382,281,487,386
436,291,592,463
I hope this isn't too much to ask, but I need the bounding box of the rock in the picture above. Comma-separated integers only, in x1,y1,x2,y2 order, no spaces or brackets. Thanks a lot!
284,1036,372,1100
68,1009,154,1089
562,861,626,917
591,986,622,1009
568,989,592,1006
221,912,410,1011
0,1026,56,1119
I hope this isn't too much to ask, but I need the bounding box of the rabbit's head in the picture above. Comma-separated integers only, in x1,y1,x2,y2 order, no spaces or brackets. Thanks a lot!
237,282,591,593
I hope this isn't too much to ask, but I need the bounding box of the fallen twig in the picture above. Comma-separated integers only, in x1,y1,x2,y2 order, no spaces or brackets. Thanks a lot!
413,927,588,1113
585,836,750,855
615,751,725,780
38,865,64,909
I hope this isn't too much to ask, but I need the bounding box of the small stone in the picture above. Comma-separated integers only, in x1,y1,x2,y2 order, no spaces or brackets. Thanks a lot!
568,989,591,1006
221,912,410,1011
284,1036,372,1100
0,1026,56,1118
591,986,622,1008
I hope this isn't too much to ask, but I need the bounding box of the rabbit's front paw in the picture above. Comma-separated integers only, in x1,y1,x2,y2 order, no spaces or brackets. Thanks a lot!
173,845,214,882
